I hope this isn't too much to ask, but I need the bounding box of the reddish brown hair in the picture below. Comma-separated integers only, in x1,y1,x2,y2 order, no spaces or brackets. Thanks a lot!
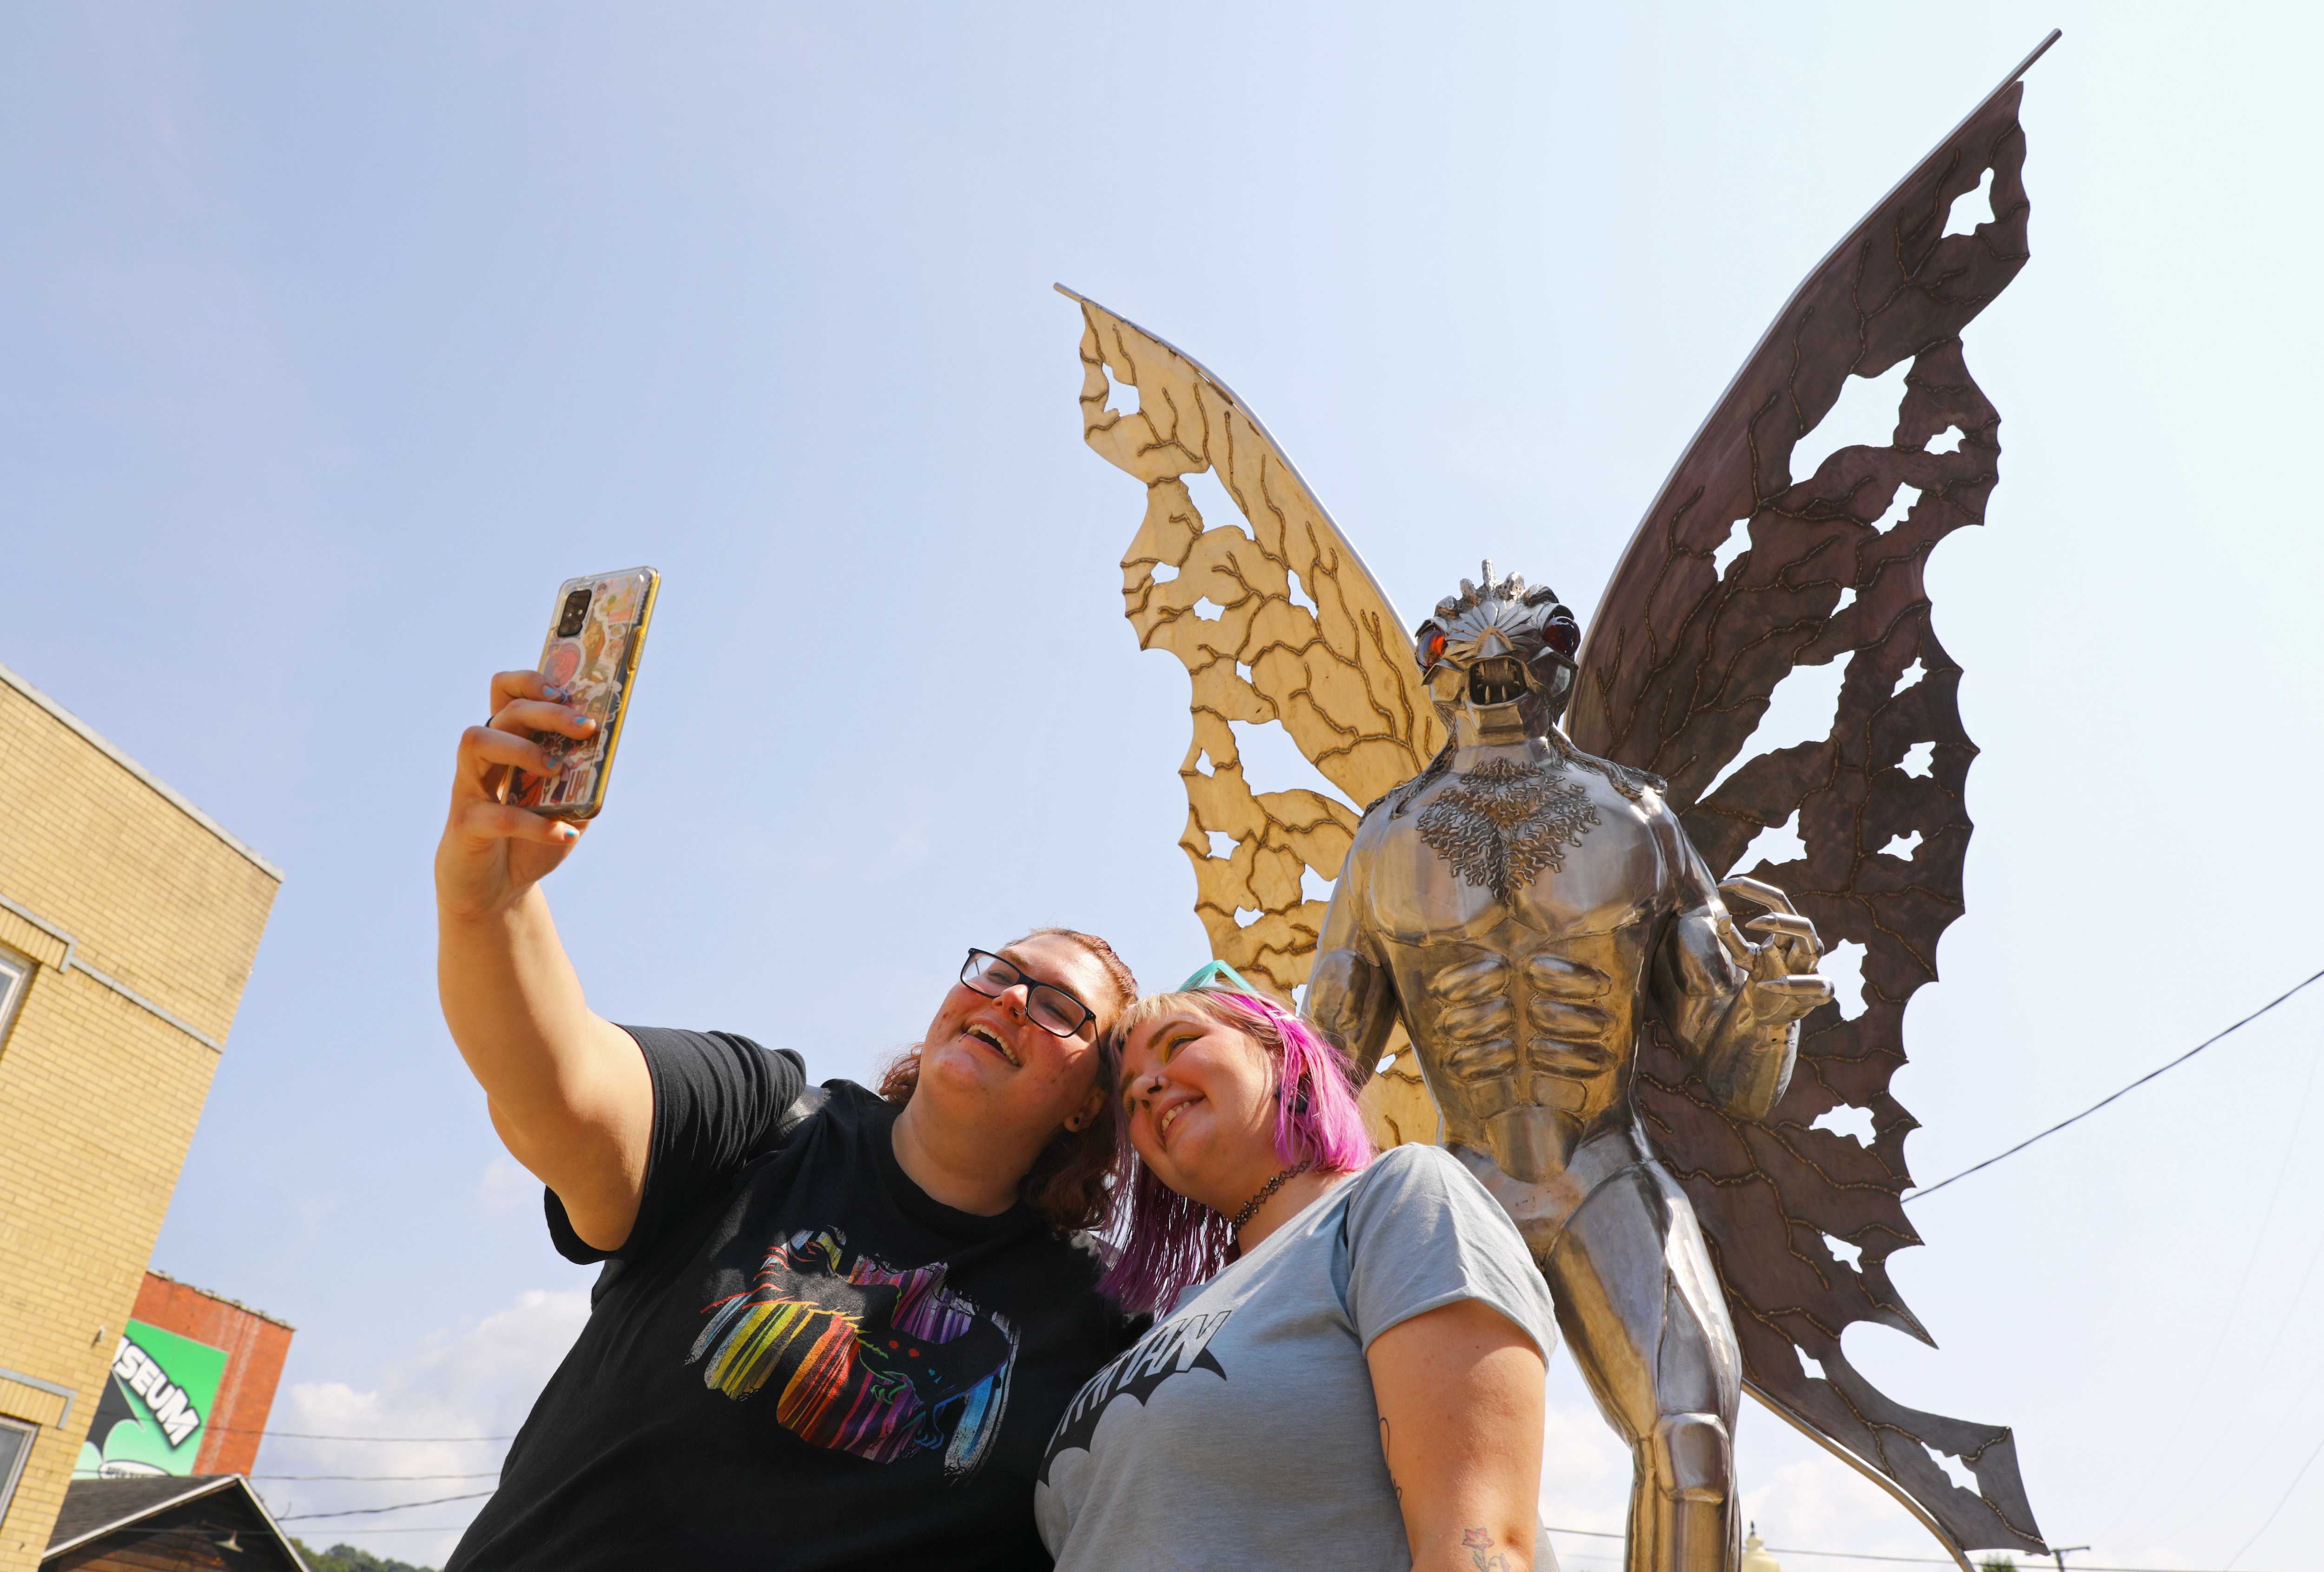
878,927,1139,1234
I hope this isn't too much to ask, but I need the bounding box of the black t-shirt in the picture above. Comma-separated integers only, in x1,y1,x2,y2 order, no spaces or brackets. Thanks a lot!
447,1026,1137,1572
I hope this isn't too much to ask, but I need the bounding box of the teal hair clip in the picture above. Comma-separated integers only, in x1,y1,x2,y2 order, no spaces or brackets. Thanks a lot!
1179,959,1260,995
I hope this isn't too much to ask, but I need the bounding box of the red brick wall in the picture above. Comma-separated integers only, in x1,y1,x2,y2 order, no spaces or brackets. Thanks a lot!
128,1273,294,1478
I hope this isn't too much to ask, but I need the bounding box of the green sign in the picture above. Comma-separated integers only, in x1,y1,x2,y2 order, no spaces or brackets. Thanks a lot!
73,1319,227,1479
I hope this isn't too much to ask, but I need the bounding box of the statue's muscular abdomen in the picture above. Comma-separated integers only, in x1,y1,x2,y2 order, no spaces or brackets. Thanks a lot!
1343,758,1677,1177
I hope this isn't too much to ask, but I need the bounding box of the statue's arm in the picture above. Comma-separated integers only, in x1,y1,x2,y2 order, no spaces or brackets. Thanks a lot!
1307,826,1400,1083
1649,809,1830,1121
1655,893,1793,1120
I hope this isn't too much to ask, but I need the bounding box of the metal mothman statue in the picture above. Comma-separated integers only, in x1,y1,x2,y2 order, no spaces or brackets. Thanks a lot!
1063,30,2061,1572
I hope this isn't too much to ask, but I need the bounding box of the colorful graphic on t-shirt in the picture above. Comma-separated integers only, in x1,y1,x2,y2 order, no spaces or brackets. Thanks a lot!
690,1226,1020,1481
1037,1305,1233,1484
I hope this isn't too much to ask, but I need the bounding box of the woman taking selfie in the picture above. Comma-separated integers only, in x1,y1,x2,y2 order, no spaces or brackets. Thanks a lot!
435,667,1140,1571
1036,966,1558,1572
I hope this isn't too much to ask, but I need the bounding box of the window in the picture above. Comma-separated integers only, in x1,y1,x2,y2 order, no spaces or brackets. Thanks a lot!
0,947,25,1050
0,1415,33,1526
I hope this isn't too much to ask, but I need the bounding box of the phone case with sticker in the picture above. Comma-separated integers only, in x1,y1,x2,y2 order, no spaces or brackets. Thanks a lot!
509,566,660,820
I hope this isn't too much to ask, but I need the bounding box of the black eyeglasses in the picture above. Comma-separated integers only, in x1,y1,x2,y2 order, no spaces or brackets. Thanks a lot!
960,948,1096,1039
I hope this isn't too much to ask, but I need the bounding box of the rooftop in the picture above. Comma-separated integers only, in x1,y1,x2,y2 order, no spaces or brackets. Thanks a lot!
0,659,282,882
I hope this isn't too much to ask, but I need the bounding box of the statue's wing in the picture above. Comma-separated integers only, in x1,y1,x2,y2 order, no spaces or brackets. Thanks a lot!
1059,289,1444,1141
1567,38,2058,1565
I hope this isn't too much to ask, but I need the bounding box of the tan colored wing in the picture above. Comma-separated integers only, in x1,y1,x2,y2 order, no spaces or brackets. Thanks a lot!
1353,1049,1440,1149
1060,287,1444,1145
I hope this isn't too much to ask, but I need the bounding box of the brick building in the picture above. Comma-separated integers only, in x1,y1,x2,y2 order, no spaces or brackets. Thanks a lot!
0,662,280,1572
111,1272,295,1479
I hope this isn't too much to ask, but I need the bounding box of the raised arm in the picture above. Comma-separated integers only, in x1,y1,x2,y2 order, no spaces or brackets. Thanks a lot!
435,668,653,1252
1649,809,1829,1121
1307,822,1399,1078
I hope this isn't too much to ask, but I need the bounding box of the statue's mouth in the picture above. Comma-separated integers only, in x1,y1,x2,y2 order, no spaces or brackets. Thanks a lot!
1468,657,1526,706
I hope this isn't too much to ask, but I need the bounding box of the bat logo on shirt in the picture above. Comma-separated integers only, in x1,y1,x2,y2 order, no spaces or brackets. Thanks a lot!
1037,1308,1233,1484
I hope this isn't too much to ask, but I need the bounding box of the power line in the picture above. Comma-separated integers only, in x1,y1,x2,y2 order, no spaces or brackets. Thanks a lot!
1541,1526,2284,1572
274,1490,495,1521
258,973,2324,1560
218,1427,513,1441
1907,965,2324,1202
254,1471,500,1482
2224,1428,2324,1570
2168,1353,2324,1560
2110,1017,2324,1533
276,1510,2288,1569
2166,1165,2324,1533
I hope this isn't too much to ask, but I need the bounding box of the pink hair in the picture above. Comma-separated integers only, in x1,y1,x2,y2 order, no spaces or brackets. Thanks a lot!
1100,988,1373,1315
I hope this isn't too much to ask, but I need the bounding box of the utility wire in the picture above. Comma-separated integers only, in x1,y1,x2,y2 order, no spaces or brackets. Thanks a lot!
253,1471,500,1482
274,1490,496,1520
2170,1285,2324,1545
1542,1525,2281,1572
279,1510,2285,1569
210,1425,513,1441
261,971,2324,1555
2224,1428,2324,1570
2136,1026,2324,1542
1906,966,2324,1202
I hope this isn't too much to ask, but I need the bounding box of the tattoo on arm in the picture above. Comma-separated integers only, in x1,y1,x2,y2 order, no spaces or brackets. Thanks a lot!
1463,1526,1514,1572
1379,1416,1403,1502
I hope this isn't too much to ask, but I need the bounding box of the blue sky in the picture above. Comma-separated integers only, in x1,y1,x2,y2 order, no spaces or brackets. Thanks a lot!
4,4,2320,1567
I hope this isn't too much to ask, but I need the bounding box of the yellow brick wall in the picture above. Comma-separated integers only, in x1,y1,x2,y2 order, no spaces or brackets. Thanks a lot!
0,669,279,1572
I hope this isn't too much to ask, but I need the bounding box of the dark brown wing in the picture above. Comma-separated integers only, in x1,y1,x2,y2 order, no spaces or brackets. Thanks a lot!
1567,37,2059,1563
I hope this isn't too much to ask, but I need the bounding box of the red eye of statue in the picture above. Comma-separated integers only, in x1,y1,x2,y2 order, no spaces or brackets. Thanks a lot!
1541,619,1579,656
1420,630,1447,668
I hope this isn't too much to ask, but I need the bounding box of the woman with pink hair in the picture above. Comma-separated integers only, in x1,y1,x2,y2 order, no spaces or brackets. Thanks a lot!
1035,964,1560,1572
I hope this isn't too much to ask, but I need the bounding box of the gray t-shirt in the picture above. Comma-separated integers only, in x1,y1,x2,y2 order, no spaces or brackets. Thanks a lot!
1035,1144,1559,1572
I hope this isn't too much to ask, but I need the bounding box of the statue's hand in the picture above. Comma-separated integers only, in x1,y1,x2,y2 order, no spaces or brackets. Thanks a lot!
1720,877,1834,1029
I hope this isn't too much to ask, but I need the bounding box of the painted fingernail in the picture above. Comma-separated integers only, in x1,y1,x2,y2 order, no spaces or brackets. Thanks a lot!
543,684,565,700
555,824,579,841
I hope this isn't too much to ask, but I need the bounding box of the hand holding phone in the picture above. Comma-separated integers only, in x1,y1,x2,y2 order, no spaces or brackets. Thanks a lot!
508,567,660,819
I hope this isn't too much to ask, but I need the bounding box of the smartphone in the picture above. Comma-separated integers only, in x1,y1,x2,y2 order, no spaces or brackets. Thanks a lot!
508,566,660,820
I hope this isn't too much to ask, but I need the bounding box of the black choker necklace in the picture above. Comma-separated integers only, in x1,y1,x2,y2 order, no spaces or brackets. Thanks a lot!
1231,1159,1315,1232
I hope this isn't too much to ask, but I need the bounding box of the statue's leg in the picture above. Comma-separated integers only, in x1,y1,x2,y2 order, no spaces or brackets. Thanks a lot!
1459,1133,1743,1572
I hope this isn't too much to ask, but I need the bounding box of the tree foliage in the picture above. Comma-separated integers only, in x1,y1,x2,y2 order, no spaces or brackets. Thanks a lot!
290,1539,439,1572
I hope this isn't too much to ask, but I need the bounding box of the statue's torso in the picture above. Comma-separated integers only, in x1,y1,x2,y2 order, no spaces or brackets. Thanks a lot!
1346,740,1681,1177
